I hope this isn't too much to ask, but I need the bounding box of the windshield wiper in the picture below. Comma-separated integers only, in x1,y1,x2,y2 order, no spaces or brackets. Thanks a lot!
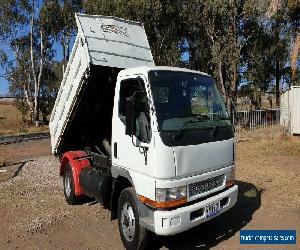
172,127,187,141
215,116,230,120
173,124,214,141
183,119,198,125
183,114,210,125
192,114,210,120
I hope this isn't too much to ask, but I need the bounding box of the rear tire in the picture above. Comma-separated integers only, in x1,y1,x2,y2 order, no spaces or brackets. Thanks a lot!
118,187,148,250
63,163,80,205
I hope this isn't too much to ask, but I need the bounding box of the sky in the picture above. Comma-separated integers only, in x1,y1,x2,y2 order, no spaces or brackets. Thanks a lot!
0,44,12,95
0,77,8,95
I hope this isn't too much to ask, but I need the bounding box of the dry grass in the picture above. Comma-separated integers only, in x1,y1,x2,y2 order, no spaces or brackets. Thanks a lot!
236,127,300,209
235,124,284,141
0,102,48,136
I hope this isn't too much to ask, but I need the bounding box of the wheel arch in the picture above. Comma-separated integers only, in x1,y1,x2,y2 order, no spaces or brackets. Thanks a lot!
110,167,135,220
60,150,91,196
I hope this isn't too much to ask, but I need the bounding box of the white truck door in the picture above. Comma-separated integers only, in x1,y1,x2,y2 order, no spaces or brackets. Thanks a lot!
111,75,155,177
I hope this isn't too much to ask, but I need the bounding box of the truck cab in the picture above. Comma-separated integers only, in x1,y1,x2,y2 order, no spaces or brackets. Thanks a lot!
111,66,237,236
49,13,238,249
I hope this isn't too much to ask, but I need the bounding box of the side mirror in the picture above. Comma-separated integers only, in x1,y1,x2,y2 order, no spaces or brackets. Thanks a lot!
125,97,136,136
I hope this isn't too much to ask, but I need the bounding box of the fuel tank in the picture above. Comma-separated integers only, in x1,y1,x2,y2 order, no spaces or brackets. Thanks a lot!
79,167,112,205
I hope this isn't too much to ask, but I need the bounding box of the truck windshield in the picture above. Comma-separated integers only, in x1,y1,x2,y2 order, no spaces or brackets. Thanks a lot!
149,70,231,132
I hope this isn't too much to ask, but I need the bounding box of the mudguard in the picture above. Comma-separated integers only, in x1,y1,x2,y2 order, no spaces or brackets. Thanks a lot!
60,151,91,196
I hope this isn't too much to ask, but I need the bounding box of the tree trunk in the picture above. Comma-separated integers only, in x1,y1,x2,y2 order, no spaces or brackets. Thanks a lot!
227,95,233,116
291,31,300,85
23,84,34,121
275,60,280,107
34,99,39,125
30,5,39,126
30,1,44,126
218,59,226,98
228,0,239,115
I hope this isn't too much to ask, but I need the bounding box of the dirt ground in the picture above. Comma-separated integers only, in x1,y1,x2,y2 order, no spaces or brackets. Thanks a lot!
0,139,51,166
0,101,48,136
0,134,299,249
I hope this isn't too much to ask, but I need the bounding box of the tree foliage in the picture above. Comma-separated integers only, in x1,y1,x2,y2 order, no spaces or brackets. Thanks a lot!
40,0,82,72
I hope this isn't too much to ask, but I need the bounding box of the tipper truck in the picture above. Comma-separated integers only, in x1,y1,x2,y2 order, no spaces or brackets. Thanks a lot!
50,13,238,249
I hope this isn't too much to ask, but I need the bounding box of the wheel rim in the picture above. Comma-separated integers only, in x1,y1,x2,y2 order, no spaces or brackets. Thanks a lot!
64,170,72,197
121,202,136,242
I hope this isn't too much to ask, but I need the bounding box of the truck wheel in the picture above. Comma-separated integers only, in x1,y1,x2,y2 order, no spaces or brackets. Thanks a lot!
63,163,79,205
118,187,148,250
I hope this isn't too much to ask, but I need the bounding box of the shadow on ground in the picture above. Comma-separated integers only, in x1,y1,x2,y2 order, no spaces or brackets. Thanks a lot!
147,180,262,249
0,160,35,182
11,161,30,178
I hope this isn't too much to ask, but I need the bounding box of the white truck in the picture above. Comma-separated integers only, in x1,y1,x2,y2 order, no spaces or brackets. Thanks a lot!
50,13,238,249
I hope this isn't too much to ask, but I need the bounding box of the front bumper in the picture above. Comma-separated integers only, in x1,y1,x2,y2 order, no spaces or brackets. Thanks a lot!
152,185,238,235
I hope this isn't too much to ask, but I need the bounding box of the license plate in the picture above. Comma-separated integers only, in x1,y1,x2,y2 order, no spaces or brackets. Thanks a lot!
205,201,221,218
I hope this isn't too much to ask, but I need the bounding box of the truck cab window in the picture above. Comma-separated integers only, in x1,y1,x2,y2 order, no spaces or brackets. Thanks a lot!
119,79,141,119
149,70,230,132
119,78,151,143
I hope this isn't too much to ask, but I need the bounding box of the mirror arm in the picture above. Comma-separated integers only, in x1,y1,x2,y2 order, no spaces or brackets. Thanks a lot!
139,144,148,165
131,135,149,165
142,146,148,165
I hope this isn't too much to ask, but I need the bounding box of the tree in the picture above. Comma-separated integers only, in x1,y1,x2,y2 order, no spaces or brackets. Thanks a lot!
242,19,272,107
39,62,62,123
8,35,35,121
184,0,244,112
270,21,289,106
40,0,82,74
1,0,54,125
287,0,300,85
263,0,292,105
0,0,29,38
266,0,300,86
8,63,31,122
30,0,46,125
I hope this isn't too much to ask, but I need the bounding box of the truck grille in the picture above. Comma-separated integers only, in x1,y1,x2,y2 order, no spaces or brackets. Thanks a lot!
188,174,224,197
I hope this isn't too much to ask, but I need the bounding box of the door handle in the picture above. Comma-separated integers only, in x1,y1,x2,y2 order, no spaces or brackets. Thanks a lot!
114,142,117,158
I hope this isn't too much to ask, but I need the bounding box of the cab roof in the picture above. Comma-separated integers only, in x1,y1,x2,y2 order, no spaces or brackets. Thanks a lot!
118,66,211,78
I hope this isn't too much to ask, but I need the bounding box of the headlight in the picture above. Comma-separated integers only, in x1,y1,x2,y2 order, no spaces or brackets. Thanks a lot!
156,186,187,202
139,186,187,208
225,167,235,187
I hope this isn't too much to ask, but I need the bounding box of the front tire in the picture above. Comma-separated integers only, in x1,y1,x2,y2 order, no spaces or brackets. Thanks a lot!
63,163,80,205
118,187,148,250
